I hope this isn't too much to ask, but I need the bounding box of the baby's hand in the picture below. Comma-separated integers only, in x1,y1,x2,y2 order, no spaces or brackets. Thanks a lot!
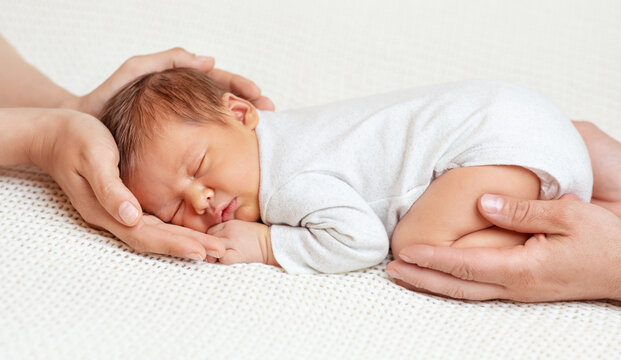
207,220,277,267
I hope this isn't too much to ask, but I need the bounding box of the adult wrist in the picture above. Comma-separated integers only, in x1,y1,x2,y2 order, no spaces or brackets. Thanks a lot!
0,108,62,167
58,94,87,113
27,108,73,170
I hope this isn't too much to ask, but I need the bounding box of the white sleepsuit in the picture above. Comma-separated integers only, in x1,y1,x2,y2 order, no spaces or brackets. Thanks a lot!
255,80,592,274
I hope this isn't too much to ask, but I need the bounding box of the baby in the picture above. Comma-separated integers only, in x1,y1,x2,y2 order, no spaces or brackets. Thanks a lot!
100,68,592,274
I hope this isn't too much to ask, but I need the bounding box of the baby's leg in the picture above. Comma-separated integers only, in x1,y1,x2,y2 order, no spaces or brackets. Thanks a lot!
391,165,540,258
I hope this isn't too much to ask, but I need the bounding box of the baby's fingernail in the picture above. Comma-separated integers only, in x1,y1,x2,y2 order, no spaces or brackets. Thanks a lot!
386,269,402,280
119,201,139,225
207,250,220,259
481,194,503,214
186,253,204,261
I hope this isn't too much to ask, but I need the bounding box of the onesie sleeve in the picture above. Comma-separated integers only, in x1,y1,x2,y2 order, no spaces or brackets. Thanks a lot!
263,172,390,274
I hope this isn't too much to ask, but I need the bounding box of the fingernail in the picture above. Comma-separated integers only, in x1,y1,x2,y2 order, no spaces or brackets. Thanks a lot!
481,194,503,214
206,250,220,258
386,269,402,280
186,253,204,261
119,201,139,225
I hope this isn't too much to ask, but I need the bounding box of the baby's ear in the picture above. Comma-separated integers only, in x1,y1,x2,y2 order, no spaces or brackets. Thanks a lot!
221,92,258,129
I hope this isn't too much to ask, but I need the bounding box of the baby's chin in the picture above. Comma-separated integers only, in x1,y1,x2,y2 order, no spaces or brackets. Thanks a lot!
235,203,262,223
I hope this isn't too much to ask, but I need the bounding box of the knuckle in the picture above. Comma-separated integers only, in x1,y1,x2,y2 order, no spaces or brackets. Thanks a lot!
507,256,539,289
398,272,425,290
80,212,98,228
508,199,532,225
554,203,576,225
450,254,475,281
446,286,467,299
121,56,144,77
129,238,147,253
170,46,188,56
75,202,101,227
80,146,103,171
97,181,116,201
122,56,139,69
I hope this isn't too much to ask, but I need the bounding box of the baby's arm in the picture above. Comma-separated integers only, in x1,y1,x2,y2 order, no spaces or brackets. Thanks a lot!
391,165,540,259
208,173,389,274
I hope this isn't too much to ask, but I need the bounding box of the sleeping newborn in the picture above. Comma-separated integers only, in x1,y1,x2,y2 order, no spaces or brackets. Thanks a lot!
100,68,592,274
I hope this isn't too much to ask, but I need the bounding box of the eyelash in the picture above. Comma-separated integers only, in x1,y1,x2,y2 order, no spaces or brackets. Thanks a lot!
171,153,206,223
194,154,206,177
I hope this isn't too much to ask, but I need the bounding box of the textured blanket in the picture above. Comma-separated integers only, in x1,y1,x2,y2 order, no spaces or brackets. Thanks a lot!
1,1,620,359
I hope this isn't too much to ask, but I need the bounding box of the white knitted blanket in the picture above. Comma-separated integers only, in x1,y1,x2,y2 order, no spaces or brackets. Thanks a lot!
1,1,620,359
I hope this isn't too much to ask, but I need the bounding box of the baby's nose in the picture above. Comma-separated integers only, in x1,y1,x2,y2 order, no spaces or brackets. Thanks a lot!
190,186,215,215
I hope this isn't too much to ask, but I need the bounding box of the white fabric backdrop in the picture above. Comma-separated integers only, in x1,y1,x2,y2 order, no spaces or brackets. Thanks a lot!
1,0,620,359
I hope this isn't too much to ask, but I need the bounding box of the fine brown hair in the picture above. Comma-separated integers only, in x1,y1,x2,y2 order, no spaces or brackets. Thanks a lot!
99,67,227,182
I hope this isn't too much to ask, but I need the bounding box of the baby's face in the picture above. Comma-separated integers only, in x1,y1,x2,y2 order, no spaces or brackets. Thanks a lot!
127,109,261,233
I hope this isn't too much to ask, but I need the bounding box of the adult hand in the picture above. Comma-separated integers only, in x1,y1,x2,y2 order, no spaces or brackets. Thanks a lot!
573,121,621,217
385,194,621,302
67,47,275,117
30,108,225,261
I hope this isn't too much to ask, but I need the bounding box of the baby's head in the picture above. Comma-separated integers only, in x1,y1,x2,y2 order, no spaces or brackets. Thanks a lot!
100,68,262,232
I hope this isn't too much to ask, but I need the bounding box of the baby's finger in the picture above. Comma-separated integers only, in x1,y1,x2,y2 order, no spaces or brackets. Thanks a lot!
194,233,226,259
206,222,227,236
218,248,245,265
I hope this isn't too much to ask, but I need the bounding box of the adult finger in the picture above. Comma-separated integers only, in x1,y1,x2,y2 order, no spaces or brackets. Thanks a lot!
83,48,215,116
82,163,143,226
477,194,575,235
559,193,581,201
251,96,276,111
206,68,278,110
207,68,260,99
386,259,507,300
123,47,215,75
123,216,226,260
395,244,524,284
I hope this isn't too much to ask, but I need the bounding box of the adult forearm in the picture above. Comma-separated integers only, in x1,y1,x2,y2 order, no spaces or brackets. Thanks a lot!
0,35,78,109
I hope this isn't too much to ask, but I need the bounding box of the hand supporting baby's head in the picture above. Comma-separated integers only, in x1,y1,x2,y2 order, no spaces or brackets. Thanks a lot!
100,68,262,232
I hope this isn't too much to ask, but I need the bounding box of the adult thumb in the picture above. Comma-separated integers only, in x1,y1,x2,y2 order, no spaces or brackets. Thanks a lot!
86,166,143,227
477,194,572,235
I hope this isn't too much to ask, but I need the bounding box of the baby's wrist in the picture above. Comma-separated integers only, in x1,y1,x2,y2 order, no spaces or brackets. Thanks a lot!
264,226,279,267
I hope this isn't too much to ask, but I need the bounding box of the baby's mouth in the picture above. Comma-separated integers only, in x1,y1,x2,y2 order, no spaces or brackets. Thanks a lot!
214,197,239,223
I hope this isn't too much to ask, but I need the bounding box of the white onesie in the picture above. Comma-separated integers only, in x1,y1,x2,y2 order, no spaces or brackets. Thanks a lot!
255,80,593,275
